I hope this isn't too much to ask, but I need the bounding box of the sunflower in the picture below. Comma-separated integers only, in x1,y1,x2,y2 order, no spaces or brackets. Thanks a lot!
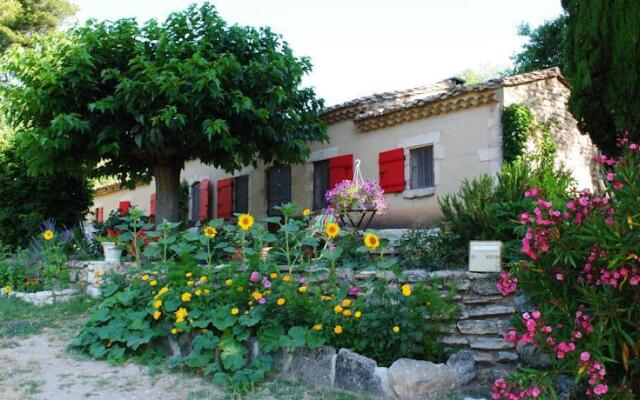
393,326,400,333
303,208,311,217
237,213,254,231
325,223,340,239
175,307,188,323
203,226,217,239
43,230,54,241
364,233,380,250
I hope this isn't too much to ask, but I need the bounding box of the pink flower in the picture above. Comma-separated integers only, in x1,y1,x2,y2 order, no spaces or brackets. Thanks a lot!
532,310,541,320
249,271,260,282
606,172,616,182
614,181,624,190
529,387,541,397
593,384,608,395
556,273,564,281
580,352,591,362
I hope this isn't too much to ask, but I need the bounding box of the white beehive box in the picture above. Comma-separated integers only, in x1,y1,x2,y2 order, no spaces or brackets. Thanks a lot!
468,241,503,272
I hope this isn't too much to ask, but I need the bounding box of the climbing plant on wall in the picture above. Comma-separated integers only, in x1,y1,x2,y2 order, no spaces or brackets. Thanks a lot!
501,104,536,163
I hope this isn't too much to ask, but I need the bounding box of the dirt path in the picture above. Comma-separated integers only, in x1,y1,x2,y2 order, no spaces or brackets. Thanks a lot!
0,329,222,400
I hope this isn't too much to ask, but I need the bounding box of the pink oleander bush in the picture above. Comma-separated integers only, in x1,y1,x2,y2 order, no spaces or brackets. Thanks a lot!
495,135,640,399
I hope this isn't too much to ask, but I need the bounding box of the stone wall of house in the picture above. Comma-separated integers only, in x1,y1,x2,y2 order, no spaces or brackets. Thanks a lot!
501,77,601,192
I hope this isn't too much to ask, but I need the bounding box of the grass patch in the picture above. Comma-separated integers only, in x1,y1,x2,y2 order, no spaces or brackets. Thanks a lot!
0,295,96,338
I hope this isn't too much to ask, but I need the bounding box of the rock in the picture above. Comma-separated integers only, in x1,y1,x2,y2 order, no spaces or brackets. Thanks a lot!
334,349,383,395
469,338,515,350
441,336,469,345
374,367,395,398
495,318,513,335
462,295,504,304
447,350,476,385
388,358,456,399
517,344,552,368
472,280,501,295
496,351,519,363
400,269,428,282
465,305,516,318
457,320,498,335
245,337,260,362
555,374,575,400
285,346,336,388
514,294,529,313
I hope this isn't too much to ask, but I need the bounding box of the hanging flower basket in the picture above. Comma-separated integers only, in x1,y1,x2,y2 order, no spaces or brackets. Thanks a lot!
325,160,388,230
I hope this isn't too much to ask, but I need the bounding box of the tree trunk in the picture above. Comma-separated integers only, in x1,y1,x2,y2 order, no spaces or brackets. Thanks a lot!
154,163,183,222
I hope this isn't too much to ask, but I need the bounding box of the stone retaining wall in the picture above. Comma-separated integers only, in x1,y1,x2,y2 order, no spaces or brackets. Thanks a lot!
1,287,81,306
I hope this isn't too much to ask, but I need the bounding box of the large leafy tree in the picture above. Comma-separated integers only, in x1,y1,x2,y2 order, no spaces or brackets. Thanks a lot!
0,3,327,221
0,0,77,52
510,15,567,74
562,0,640,155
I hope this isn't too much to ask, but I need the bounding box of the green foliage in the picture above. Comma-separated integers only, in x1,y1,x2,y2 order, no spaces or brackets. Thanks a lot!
72,205,458,392
501,104,536,163
455,64,507,85
0,2,327,220
0,0,77,52
510,16,567,74
504,140,640,398
396,228,465,270
0,138,93,248
562,0,640,155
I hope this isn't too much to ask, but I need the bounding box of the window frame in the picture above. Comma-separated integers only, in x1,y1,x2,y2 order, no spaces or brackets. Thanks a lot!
409,145,435,190
266,166,292,216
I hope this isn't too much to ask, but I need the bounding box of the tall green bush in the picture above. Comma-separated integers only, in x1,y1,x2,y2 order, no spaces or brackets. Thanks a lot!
0,138,93,248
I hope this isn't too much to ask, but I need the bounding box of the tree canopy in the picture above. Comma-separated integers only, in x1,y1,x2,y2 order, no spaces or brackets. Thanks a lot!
0,0,77,52
0,3,327,221
562,0,640,155
510,15,567,75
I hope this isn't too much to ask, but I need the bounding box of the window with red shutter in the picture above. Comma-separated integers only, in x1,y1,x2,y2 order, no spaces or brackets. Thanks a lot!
96,207,104,223
379,148,405,193
119,201,131,216
150,194,156,217
217,178,233,219
199,179,210,221
328,154,353,189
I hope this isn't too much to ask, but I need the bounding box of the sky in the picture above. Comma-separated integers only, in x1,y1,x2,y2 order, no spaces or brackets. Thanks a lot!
73,0,563,106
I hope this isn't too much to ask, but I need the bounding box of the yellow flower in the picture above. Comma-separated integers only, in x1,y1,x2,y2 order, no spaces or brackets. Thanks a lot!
401,284,412,297
152,271,158,275
252,291,263,301
149,280,158,287
264,290,272,296
341,299,351,307
270,273,278,279
334,325,343,334
175,307,188,323
43,230,54,241
203,226,218,239
153,299,162,309
364,233,380,250
171,328,178,335
154,286,169,298
393,326,400,333
187,280,194,286
204,289,210,295
343,309,352,317
2,285,12,294
153,311,161,320
185,272,193,278
225,279,233,286
248,300,254,306
277,298,286,306
334,305,343,314
231,307,239,315
312,324,323,331
142,274,149,281
282,275,292,282
298,286,308,293
237,286,244,292
321,295,332,301
325,223,340,239
199,276,208,283
355,311,362,319
303,208,311,216
181,292,192,302
238,213,255,231
628,215,634,229
195,289,202,296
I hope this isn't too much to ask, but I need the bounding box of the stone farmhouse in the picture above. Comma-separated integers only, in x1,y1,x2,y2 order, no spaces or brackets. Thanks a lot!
91,67,599,228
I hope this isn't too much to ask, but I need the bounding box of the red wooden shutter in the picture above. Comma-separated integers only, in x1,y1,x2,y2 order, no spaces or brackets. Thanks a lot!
119,201,131,216
150,194,156,216
96,207,104,223
217,178,233,220
379,148,405,193
198,179,210,221
328,154,354,189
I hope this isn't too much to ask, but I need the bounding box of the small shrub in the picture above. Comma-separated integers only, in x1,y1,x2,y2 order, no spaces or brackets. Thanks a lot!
396,227,465,270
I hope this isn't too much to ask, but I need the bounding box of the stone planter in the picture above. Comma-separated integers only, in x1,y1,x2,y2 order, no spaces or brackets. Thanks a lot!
101,242,122,262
